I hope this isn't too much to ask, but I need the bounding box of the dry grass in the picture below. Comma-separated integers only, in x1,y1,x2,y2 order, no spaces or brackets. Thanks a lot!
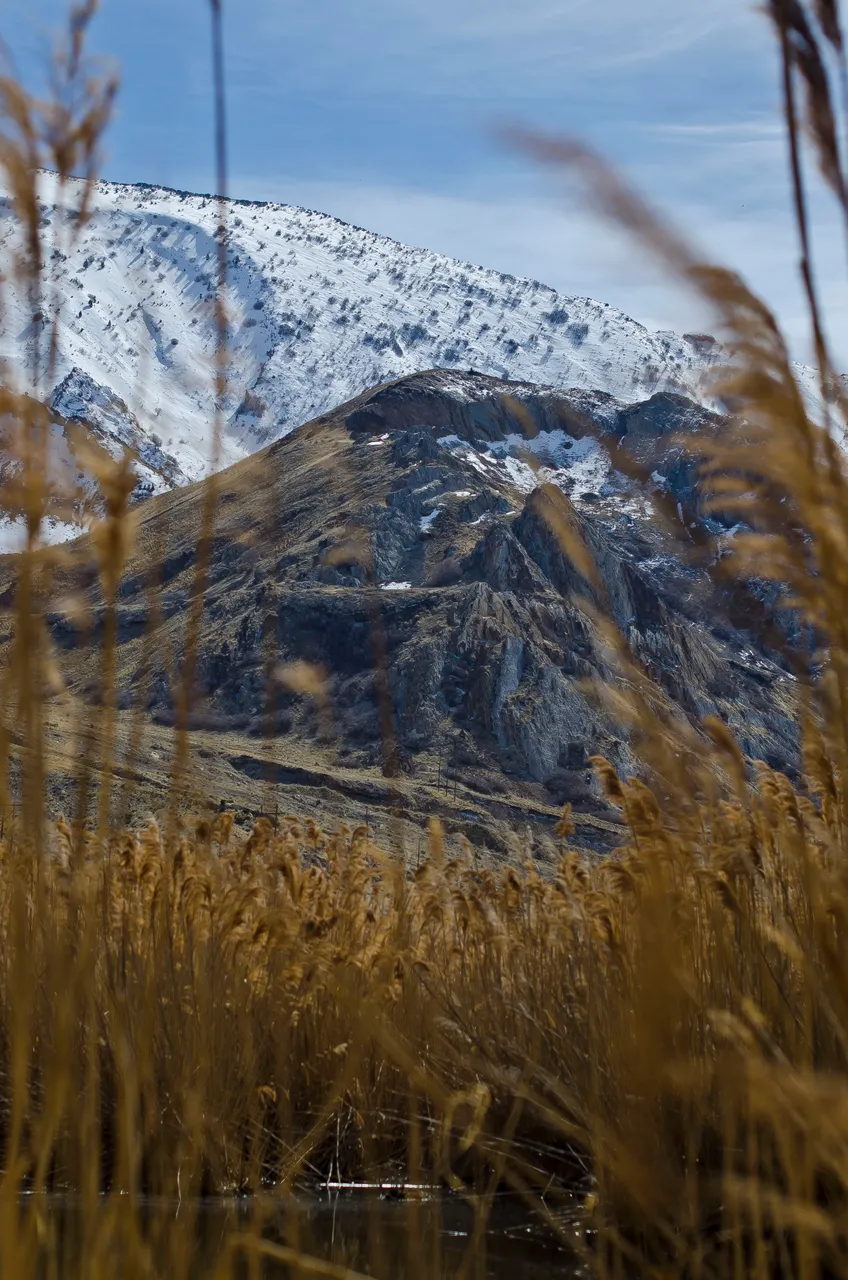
3,741,848,1277
0,1,848,1277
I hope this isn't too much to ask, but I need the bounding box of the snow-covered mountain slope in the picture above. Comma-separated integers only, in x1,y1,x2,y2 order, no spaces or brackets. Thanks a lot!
0,173,733,488
0,171,837,557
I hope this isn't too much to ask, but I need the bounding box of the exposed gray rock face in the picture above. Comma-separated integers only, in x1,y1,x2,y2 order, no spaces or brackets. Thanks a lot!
48,369,800,806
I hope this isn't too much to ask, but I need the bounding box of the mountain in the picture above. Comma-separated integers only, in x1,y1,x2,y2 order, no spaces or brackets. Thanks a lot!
13,370,797,862
0,173,737,538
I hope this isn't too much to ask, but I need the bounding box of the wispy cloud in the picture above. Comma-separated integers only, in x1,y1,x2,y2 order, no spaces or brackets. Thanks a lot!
646,120,784,140
246,0,770,100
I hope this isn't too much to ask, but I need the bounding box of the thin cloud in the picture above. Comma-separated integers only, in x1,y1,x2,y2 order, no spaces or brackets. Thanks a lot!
249,0,770,100
646,120,785,140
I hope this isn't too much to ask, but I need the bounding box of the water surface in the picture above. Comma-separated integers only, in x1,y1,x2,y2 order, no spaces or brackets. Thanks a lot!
24,1188,583,1277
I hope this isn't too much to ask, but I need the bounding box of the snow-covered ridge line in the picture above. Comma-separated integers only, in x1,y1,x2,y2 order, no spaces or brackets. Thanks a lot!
0,171,733,504
33,169,652,308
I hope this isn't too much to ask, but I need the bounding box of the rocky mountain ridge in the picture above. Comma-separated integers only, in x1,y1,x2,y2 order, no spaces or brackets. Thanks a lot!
19,369,798,858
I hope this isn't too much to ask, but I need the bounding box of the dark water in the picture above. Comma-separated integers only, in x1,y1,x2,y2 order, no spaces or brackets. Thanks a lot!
22,1188,583,1277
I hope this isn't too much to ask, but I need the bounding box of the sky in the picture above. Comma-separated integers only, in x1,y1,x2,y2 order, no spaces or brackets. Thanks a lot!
2,0,846,360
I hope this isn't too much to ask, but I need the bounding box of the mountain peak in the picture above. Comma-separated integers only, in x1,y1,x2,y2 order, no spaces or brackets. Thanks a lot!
0,173,725,507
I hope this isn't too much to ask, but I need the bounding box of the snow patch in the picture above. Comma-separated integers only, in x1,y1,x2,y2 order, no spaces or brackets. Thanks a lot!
0,516,83,555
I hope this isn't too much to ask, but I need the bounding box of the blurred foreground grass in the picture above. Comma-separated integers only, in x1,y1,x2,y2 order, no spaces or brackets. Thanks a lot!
2,1,848,1277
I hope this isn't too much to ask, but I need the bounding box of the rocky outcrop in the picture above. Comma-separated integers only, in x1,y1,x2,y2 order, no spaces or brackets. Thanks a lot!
39,369,801,809
50,367,186,492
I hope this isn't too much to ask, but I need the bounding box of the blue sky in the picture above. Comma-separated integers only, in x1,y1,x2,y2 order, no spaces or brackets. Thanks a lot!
3,0,846,357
